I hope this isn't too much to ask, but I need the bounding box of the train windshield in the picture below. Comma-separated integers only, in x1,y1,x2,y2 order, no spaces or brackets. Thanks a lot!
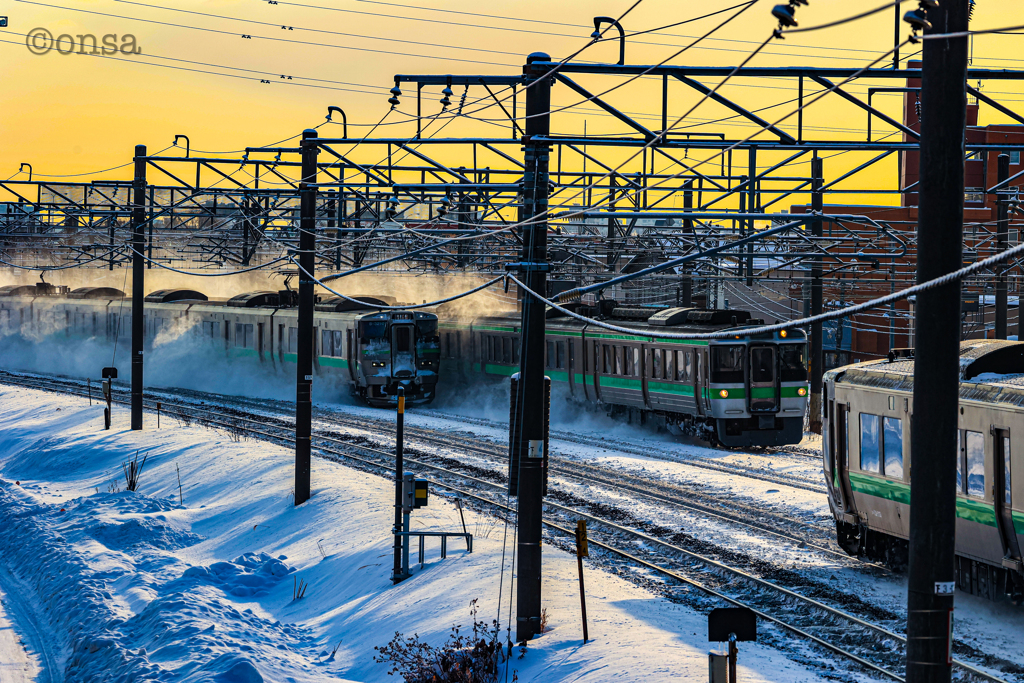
359,320,387,339
779,344,807,382
394,326,412,353
711,345,744,383
416,318,438,338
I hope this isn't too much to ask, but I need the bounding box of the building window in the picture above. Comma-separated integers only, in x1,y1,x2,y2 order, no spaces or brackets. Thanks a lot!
1011,151,1021,165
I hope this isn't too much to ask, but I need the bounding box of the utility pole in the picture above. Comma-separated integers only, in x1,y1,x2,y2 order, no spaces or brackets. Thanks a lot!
809,155,824,434
906,2,969,681
514,52,552,643
392,386,407,584
995,153,1010,339
295,129,319,507
131,144,146,431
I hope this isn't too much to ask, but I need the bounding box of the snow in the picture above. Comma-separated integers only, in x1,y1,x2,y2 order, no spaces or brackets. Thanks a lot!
0,578,40,683
0,386,831,682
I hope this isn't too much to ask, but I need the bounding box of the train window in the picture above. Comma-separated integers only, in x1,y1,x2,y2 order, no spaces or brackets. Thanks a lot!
396,327,412,354
750,347,775,384
235,323,254,349
322,330,334,357
512,338,520,363
957,430,963,492
965,430,986,498
416,318,438,337
486,335,495,362
334,331,344,357
666,349,675,382
631,347,639,377
681,351,693,382
859,413,881,474
557,341,566,370
883,417,904,479
502,337,512,363
603,345,613,374
615,346,624,376
546,341,555,369
1004,436,1012,507
711,346,744,384
289,327,298,353
780,344,808,382
653,348,663,379
359,320,387,339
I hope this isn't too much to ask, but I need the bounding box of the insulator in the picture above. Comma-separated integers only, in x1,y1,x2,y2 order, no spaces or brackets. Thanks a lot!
772,4,798,28
903,8,932,31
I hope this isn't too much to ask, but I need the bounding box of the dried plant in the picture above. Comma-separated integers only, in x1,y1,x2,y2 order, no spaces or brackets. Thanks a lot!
374,599,510,683
293,576,309,600
122,450,148,492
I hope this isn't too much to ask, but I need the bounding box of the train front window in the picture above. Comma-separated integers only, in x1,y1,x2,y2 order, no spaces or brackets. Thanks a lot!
395,326,412,353
359,320,387,340
750,347,775,384
416,319,438,338
780,344,808,382
711,345,744,383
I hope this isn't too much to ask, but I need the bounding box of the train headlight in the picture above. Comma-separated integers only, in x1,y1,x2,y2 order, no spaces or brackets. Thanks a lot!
780,330,788,338
797,387,807,397
718,389,729,398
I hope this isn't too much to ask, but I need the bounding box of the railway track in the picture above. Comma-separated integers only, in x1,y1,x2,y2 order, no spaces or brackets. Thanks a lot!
0,370,1018,683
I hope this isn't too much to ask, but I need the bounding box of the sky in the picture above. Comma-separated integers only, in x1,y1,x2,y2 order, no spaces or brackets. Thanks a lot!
1,0,1023,203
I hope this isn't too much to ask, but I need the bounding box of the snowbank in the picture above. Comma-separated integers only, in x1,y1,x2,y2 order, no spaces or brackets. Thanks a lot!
0,386,826,682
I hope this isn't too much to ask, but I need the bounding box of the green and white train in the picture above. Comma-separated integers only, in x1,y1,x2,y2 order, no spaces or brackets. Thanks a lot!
824,340,1024,601
438,303,809,447
0,284,440,407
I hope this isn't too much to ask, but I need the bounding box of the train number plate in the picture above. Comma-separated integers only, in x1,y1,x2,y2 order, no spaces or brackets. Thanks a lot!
934,581,955,595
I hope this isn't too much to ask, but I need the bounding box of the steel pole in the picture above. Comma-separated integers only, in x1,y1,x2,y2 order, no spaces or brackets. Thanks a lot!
295,129,318,507
995,154,1010,339
392,387,406,583
131,144,146,431
809,156,824,434
682,178,694,307
906,2,969,681
515,52,551,643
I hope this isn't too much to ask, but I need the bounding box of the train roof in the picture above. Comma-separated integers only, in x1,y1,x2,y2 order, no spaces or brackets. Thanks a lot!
828,339,1024,408
449,303,801,340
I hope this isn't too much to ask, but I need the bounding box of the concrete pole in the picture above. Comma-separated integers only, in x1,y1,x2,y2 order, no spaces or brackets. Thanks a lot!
131,144,147,431
295,129,319,506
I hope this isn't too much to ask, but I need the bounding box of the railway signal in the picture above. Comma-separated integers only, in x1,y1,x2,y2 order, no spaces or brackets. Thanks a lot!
102,366,117,430
708,607,757,683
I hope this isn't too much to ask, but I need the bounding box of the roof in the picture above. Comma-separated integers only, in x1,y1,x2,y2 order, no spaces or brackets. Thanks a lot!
67,287,125,300
828,339,1024,408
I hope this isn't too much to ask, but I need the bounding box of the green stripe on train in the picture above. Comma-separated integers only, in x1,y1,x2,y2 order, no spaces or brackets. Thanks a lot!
319,357,349,369
1015,511,1024,535
850,472,998,527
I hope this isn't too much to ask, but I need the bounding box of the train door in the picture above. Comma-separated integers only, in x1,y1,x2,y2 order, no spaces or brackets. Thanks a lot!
694,350,706,416
835,402,856,512
994,429,1023,565
392,322,415,377
346,328,357,381
257,323,265,362
567,339,576,396
748,345,779,413
640,344,651,409
592,340,602,402
580,332,592,402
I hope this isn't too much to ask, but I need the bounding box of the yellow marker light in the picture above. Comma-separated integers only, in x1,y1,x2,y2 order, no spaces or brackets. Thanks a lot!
780,330,788,338
797,387,807,397
719,389,729,398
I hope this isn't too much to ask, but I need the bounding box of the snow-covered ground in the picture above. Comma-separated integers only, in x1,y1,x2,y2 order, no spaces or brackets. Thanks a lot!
0,386,832,682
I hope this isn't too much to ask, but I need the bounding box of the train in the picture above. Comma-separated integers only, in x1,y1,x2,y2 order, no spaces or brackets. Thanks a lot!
0,284,809,447
437,301,809,448
824,340,1024,601
0,283,440,407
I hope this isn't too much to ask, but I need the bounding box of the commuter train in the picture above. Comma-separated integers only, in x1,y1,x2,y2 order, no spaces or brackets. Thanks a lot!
437,302,809,448
824,340,1024,601
0,283,440,407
